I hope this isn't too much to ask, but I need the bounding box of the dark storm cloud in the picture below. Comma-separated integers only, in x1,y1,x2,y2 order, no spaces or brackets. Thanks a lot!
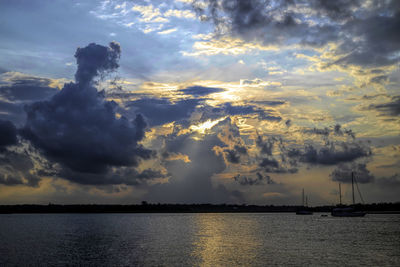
127,98,201,126
245,125,371,178
304,127,330,137
0,73,59,125
259,156,298,174
299,142,371,165
259,157,278,168
224,144,247,164
0,151,40,187
311,0,361,21
333,12,400,67
330,163,375,184
234,144,247,154
211,118,249,165
234,172,274,186
370,75,389,84
225,149,240,163
194,0,338,46
193,0,400,67
58,167,164,186
303,124,355,139
221,102,257,115
332,125,356,140
271,125,372,168
0,119,17,150
74,42,121,85
179,85,225,96
22,84,151,174
0,174,24,186
215,116,241,138
0,74,58,102
21,43,153,184
364,96,400,116
333,125,342,135
0,100,21,115
256,135,276,155
254,134,298,173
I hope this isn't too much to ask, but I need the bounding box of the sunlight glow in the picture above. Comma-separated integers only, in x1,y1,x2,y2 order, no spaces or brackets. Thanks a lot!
190,117,227,134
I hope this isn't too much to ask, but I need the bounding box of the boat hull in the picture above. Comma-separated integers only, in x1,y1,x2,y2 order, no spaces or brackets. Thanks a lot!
296,210,313,215
331,209,366,217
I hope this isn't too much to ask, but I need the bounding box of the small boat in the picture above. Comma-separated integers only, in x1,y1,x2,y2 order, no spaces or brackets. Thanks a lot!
331,172,366,217
331,207,366,217
296,188,313,215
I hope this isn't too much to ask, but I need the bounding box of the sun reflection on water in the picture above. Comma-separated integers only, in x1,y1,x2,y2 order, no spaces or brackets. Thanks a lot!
191,213,262,266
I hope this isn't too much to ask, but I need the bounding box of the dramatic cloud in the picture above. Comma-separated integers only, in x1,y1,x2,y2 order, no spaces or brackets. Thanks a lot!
364,96,400,117
193,0,400,67
0,175,23,186
256,135,276,155
299,142,371,165
303,124,355,139
253,128,371,172
21,43,153,184
225,131,299,175
0,100,23,124
0,1,399,205
255,135,296,173
0,73,59,125
0,120,17,151
334,8,400,67
330,163,375,184
127,97,201,126
58,167,164,186
234,172,274,186
0,73,58,102
311,0,361,21
74,42,121,85
224,144,247,164
179,85,225,96
0,151,40,187
193,0,337,46
212,117,249,165
146,131,243,203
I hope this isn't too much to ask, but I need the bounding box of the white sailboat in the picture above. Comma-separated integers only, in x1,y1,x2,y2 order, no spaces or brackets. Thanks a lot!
296,188,313,215
331,172,366,217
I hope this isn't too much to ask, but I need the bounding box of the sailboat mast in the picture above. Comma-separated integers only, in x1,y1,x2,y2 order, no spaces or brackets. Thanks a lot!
351,172,355,205
305,196,308,207
339,183,342,205
302,188,305,206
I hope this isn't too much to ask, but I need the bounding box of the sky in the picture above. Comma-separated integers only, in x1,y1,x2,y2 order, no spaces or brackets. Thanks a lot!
0,0,399,205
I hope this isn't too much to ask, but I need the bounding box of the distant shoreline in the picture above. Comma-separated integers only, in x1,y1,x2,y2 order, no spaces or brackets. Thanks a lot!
1,203,399,214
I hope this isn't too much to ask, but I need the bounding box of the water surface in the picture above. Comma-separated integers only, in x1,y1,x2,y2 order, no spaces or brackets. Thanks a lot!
1,213,399,266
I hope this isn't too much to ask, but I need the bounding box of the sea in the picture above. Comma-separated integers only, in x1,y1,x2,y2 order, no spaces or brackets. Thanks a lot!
0,213,399,266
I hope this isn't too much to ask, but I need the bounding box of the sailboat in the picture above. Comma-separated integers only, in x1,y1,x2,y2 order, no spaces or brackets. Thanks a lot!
296,188,313,215
331,172,366,217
